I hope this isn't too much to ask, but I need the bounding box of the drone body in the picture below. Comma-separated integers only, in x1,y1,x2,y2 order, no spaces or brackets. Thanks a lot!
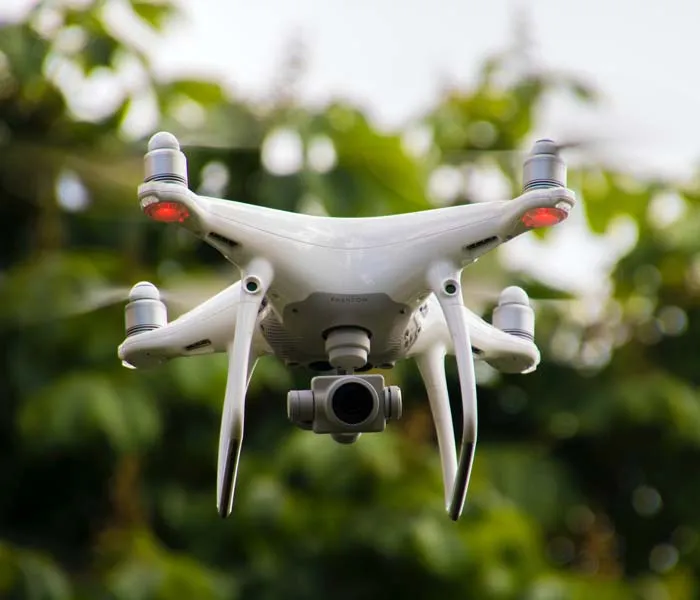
118,133,576,521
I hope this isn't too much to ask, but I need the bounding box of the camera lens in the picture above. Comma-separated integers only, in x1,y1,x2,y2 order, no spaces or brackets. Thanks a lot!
331,381,376,425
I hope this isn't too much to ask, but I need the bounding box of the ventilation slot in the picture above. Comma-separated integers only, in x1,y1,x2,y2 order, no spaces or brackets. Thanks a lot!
208,232,239,248
184,339,212,351
145,173,187,185
501,329,534,342
465,236,498,252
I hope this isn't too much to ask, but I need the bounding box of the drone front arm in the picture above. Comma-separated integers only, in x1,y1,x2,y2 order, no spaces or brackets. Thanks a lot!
218,345,258,517
117,280,272,369
415,346,457,509
426,261,478,521
216,257,274,518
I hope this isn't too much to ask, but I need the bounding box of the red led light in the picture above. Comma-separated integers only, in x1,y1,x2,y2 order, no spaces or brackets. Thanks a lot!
144,201,190,223
521,206,568,229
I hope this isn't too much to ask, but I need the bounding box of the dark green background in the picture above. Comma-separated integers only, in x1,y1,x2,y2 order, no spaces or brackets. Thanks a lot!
0,2,697,598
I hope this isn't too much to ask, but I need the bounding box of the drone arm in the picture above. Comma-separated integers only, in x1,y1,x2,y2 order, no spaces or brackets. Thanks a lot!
415,346,457,509
463,309,540,374
216,258,273,518
218,344,258,517
426,262,478,521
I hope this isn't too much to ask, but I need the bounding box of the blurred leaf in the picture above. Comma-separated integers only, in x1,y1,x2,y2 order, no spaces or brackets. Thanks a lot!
102,529,236,600
82,34,120,73
0,251,125,329
0,23,48,84
568,80,599,103
0,541,72,600
318,104,430,216
481,445,582,528
608,373,700,444
19,372,162,453
16,550,72,600
130,0,178,30
158,79,226,107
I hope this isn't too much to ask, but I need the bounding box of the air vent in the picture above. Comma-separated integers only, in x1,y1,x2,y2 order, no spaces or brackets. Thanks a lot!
501,329,534,342
185,339,212,351
465,236,498,252
208,232,239,248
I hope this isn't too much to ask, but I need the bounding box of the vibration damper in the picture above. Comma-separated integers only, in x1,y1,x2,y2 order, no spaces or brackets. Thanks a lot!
325,327,371,371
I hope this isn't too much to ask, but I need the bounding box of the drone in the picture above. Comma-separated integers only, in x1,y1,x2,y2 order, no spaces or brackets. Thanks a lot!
117,131,576,521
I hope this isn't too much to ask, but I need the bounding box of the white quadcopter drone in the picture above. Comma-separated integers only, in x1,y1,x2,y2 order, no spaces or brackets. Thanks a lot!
117,132,575,521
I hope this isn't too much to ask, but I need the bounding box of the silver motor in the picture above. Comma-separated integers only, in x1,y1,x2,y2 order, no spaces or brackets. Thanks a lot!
492,286,534,341
124,281,167,337
144,131,188,186
522,139,566,192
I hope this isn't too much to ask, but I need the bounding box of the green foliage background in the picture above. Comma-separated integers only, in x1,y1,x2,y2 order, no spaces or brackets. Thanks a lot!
1,2,698,599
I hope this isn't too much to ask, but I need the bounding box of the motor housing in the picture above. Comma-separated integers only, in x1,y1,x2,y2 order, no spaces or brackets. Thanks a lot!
124,281,167,338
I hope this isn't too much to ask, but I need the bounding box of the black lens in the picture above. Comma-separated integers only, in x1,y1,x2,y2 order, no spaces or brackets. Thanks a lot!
331,381,375,425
